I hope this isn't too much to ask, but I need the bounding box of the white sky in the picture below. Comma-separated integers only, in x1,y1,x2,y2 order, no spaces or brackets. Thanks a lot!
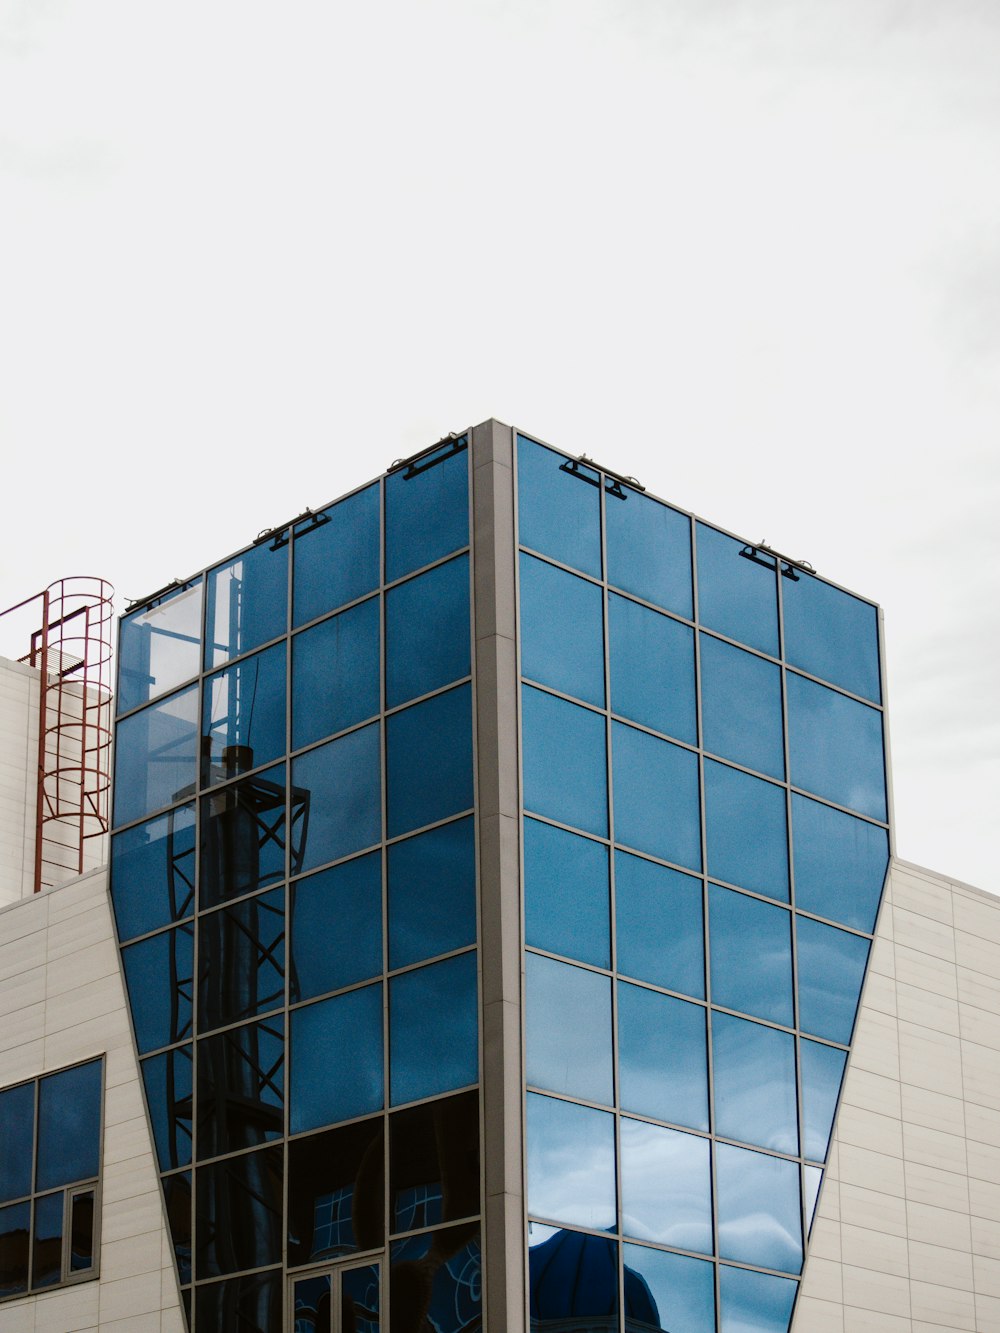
2,0,998,891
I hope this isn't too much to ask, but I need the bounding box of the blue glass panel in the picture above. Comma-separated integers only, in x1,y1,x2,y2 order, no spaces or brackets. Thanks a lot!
195,1145,282,1277
712,1012,798,1155
118,581,203,714
387,685,473,839
113,684,199,827
787,673,886,821
69,1191,94,1274
205,539,287,668
519,554,604,708
620,1118,712,1254
32,1190,63,1287
704,760,789,901
293,722,381,872
198,887,285,1031
612,722,701,871
526,1092,615,1230
618,982,708,1131
0,1200,30,1296
716,1143,802,1273
294,483,380,627
196,1270,283,1331
290,984,383,1133
0,1083,33,1202
122,924,194,1052
615,852,704,999
719,1265,798,1333
110,805,195,941
342,1262,380,1331
36,1060,102,1191
389,952,478,1105
141,1046,193,1171
526,953,613,1105
287,1117,384,1263
391,1224,481,1333
701,635,784,779
517,435,601,578
797,917,870,1044
804,1165,823,1232
521,686,607,837
202,643,286,784
606,488,692,619
387,554,471,708
388,817,476,970
792,794,888,932
292,596,380,749
801,1039,848,1161
524,818,609,969
529,1227,618,1330
199,763,287,908
389,1090,479,1233
385,440,469,583
783,572,881,703
709,887,793,1027
290,852,382,1002
608,593,697,743
623,1242,715,1333
197,1016,284,1160
695,523,779,657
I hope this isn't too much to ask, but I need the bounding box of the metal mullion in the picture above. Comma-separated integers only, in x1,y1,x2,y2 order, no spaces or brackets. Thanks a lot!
382,673,474,721
785,783,889,830
382,542,472,595
783,659,885,712
379,471,392,1333
517,544,607,594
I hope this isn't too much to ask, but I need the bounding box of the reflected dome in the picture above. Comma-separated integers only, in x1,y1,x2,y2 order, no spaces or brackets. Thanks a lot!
529,1227,661,1330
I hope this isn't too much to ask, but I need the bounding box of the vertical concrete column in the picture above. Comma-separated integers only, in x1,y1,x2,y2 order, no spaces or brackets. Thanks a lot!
471,419,525,1332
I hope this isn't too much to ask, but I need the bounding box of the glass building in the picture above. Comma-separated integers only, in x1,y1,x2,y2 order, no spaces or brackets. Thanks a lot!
105,420,890,1332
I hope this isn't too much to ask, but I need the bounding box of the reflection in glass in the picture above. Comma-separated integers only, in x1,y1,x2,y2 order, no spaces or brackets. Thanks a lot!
294,483,380,628
290,984,383,1133
387,685,474,839
618,983,708,1130
390,1090,480,1234
716,1142,802,1273
527,1093,615,1231
521,686,608,838
121,923,194,1054
797,917,870,1045
199,765,288,908
612,722,701,872
290,852,382,1002
36,1060,102,1192
195,1267,283,1330
700,635,784,779
390,1224,481,1333
287,1117,384,1265
294,1273,332,1333
620,1118,712,1254
202,643,286,784
524,818,609,969
0,1082,33,1202
704,760,789,902
31,1191,62,1288
111,804,195,942
718,1264,798,1333
387,555,471,708
800,1039,848,1161
609,592,696,744
293,723,382,873
390,952,478,1105
163,1171,192,1284
695,523,778,657
118,581,203,715
386,439,469,583
343,1262,381,1333
198,888,284,1031
141,1046,193,1171
517,435,601,578
712,1012,797,1155
197,1016,284,1160
804,1165,823,1233
622,1242,715,1333
529,1228,619,1330
792,793,888,933
0,1200,30,1297
787,672,886,821
69,1190,95,1273
526,953,613,1105
205,539,287,668
388,817,476,970
292,596,380,749
195,1145,283,1278
615,852,704,999
519,553,605,708
709,888,793,1027
113,684,199,827
606,487,692,619
782,571,881,703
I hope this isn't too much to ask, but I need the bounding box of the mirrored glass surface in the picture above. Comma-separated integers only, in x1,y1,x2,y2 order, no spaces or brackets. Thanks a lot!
118,581,203,715
519,553,604,708
716,1142,802,1273
141,1046,193,1171
388,817,476,970
195,1270,283,1332
113,684,199,827
529,1227,619,1330
122,923,194,1053
202,643,286,784
290,984,383,1133
712,1012,797,1155
701,635,784,779
195,1144,282,1278
791,793,888,932
387,685,473,839
797,916,870,1044
293,722,382,873
517,436,601,578
695,523,778,657
32,1190,62,1288
718,1264,798,1333
161,1171,191,1284
527,1092,615,1230
342,1262,380,1332
704,760,789,901
36,1060,102,1192
292,595,380,750
197,1016,284,1160
612,722,701,871
290,852,382,1003
709,887,793,1027
205,540,287,668
804,1165,823,1233
387,555,471,709
198,887,284,1031
390,1223,481,1333
623,1243,715,1333
199,764,287,908
390,951,478,1105
782,571,881,703
521,686,608,837
606,488,692,619
390,1090,480,1233
0,1200,30,1297
69,1190,94,1274
0,1082,33,1202
386,440,469,584
618,982,708,1131
620,1118,712,1254
293,483,380,628
287,1116,385,1264
787,672,886,821
111,804,195,942
526,953,613,1106
609,593,696,743
615,852,704,999
801,1039,848,1162
524,818,610,969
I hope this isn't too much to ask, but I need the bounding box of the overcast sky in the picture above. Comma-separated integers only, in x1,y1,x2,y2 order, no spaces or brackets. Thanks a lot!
2,0,997,891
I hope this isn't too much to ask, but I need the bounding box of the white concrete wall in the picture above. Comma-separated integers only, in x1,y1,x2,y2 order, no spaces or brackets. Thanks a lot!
795,860,1000,1333
0,868,185,1333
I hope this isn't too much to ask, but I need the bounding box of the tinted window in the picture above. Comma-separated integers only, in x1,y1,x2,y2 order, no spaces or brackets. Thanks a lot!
526,953,613,1105
783,571,881,702
0,1083,34,1202
293,723,382,872
521,686,608,837
36,1062,102,1191
290,984,383,1133
287,1116,384,1264
118,581,203,714
606,488,692,619
704,760,789,901
386,554,471,708
718,1265,798,1333
517,436,601,578
113,684,199,827
141,1047,193,1172
620,1118,711,1254
390,1090,479,1233
527,1092,615,1231
623,1243,715,1333
612,722,701,872
292,595,380,749
121,923,194,1053
787,672,886,821
801,1038,848,1162
290,853,382,1002
695,523,778,656
390,1224,481,1332
197,1017,284,1160
700,634,784,779
792,793,888,932
389,952,478,1105
202,643,286,784
385,441,469,583
618,983,708,1131
205,540,287,667
712,1012,798,1155
608,593,696,744
198,887,285,1031
195,1146,282,1278
199,764,287,908
524,818,610,969
709,888,793,1027
716,1142,802,1273
110,805,196,941
797,916,870,1044
293,483,380,627
520,553,605,708
388,817,476,970
615,852,704,999
387,685,474,838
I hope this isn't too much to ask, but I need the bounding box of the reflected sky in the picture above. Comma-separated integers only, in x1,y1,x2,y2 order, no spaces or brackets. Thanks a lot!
527,1093,616,1231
